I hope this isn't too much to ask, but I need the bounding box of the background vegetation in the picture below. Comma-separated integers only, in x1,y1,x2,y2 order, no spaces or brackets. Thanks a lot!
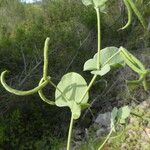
0,0,149,149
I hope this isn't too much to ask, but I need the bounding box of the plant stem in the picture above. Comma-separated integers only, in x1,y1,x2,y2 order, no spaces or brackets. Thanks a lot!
80,8,101,103
79,74,97,103
67,114,74,150
95,7,101,70
98,127,113,150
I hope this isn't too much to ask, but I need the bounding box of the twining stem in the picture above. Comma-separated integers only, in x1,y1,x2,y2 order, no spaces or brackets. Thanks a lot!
80,8,101,103
98,127,113,150
95,7,101,70
67,114,74,150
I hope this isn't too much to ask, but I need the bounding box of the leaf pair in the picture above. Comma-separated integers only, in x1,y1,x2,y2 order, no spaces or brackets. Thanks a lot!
119,47,150,91
55,72,89,120
111,106,130,129
121,0,147,30
84,47,125,76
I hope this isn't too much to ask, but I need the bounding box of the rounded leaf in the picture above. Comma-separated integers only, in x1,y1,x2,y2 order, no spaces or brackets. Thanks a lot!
83,47,125,73
91,64,111,76
68,101,81,120
55,72,89,107
82,0,93,6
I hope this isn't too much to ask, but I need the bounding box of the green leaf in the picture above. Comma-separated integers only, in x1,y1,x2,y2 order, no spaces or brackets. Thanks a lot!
117,106,130,124
100,47,124,67
93,0,108,8
84,47,125,75
55,72,89,119
111,107,118,130
111,107,118,123
68,101,81,120
82,0,108,11
82,0,93,6
84,58,97,71
91,64,110,76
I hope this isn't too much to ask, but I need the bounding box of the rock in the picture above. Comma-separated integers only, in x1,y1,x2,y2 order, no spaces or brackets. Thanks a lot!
95,112,111,128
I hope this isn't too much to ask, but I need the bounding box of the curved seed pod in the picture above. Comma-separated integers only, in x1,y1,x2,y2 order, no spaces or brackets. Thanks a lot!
38,77,55,105
141,73,149,91
120,49,143,74
120,47,137,66
43,37,50,80
127,0,147,29
121,47,145,70
121,0,132,30
0,70,49,96
129,54,145,70
121,47,146,71
142,77,148,91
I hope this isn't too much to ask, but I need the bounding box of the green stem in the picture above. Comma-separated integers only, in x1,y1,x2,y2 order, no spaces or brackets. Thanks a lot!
80,8,101,104
67,114,74,150
79,74,97,103
95,7,101,70
98,127,113,150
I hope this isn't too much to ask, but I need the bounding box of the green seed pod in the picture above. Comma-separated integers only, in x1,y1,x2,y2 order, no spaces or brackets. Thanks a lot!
0,70,49,96
38,77,55,105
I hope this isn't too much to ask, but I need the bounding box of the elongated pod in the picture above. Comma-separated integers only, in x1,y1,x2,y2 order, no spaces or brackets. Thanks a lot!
120,48,143,74
121,0,132,30
0,70,49,96
129,53,145,70
120,47,145,70
127,0,147,29
43,37,50,80
38,77,55,105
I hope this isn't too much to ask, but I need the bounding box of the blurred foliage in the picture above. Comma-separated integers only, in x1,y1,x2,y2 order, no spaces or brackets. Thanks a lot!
0,0,149,149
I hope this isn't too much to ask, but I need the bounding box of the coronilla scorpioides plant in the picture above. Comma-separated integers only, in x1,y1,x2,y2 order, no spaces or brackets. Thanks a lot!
0,0,149,149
